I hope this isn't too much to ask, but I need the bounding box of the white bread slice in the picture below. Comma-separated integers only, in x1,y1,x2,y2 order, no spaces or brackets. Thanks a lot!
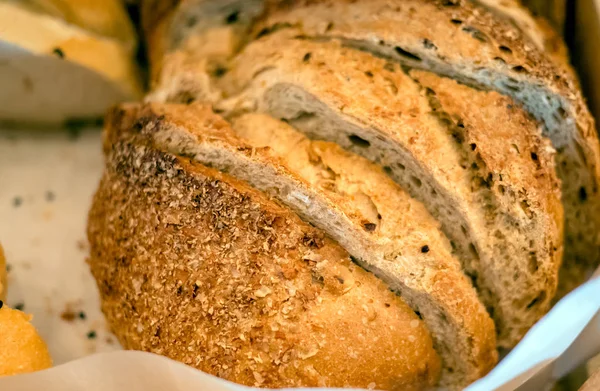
106,102,497,387
255,0,600,310
0,2,142,125
93,103,441,390
212,31,562,348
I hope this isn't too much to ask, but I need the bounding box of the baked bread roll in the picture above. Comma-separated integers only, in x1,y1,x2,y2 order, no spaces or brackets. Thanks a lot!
0,244,52,377
0,307,53,377
0,0,142,125
87,0,600,389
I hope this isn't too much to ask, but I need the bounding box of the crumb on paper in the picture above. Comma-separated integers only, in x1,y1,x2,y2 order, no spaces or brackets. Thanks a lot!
61,309,76,322
12,196,22,207
87,330,97,339
76,240,88,252
42,209,54,221
6,264,11,272
105,337,114,345
45,191,55,202
14,302,24,311
60,302,86,322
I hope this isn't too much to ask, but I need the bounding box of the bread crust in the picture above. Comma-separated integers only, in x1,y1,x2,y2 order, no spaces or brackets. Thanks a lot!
89,104,441,390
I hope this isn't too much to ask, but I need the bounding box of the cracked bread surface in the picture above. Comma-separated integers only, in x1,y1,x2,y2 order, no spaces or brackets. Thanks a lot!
88,104,441,390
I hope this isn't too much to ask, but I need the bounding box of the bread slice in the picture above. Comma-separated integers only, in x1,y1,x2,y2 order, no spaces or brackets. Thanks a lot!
256,0,600,297
210,31,562,348
89,103,441,390
0,1,142,125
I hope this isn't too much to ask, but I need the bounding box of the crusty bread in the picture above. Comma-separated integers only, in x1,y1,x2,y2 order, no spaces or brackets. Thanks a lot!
88,104,441,390
211,31,562,348
102,102,496,386
0,1,142,125
0,307,53,377
255,0,600,301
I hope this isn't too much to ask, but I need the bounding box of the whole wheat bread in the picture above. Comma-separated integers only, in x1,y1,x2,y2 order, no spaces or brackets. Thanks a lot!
90,103,441,390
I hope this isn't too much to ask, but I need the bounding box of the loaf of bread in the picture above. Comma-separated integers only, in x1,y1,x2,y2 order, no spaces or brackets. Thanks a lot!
87,0,600,389
0,0,142,126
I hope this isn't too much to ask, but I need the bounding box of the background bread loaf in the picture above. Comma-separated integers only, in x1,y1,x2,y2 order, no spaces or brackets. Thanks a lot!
0,0,142,125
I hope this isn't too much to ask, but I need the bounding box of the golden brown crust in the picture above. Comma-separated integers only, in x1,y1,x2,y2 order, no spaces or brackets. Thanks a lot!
89,104,441,390
0,307,52,377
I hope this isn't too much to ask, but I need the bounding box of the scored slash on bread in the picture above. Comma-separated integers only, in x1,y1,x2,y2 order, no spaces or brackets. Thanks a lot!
213,31,563,349
90,104,441,390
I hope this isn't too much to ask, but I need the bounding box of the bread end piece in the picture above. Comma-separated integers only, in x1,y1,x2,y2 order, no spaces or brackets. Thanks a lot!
88,103,442,390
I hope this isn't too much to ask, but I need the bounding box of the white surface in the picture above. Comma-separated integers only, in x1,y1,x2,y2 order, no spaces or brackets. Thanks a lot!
0,126,121,364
